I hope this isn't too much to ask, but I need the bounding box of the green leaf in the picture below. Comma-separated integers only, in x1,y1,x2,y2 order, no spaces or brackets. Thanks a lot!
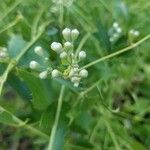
8,34,27,58
18,70,53,110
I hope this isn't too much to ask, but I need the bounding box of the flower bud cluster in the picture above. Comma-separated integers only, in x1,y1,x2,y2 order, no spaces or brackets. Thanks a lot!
109,22,122,42
29,46,50,79
0,47,8,61
129,29,140,37
51,28,88,87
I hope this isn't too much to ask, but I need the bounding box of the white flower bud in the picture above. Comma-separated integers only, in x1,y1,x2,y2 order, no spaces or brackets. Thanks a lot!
129,29,134,35
0,51,7,58
34,46,43,56
60,51,67,59
116,27,122,33
2,47,7,52
44,57,49,61
133,31,140,36
51,42,62,53
73,67,79,73
79,51,86,59
109,37,114,42
29,61,39,69
39,71,48,79
71,77,80,83
113,22,119,28
51,69,60,78
113,33,119,38
71,29,79,40
74,82,79,87
64,41,72,50
62,28,71,41
79,69,88,78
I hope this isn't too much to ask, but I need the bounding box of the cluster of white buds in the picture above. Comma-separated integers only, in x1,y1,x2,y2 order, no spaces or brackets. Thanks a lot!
129,29,140,37
109,22,122,42
29,46,50,79
0,47,8,60
51,27,88,87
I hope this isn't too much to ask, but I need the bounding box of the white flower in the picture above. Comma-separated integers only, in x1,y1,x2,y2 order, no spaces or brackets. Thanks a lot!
133,31,140,36
116,27,122,33
79,51,86,59
113,22,119,28
51,42,62,53
62,28,71,41
74,82,79,87
51,69,60,78
39,71,48,79
129,29,134,35
34,46,43,56
71,29,79,40
64,41,72,50
129,29,140,37
0,51,7,58
29,61,39,69
113,33,119,38
79,69,88,78
60,51,67,59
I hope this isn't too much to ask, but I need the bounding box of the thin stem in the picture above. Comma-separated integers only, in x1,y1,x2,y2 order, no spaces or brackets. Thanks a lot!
0,22,49,96
75,33,90,58
104,120,121,150
0,0,23,21
0,105,49,139
81,34,150,69
47,85,65,150
0,19,19,34
31,8,44,39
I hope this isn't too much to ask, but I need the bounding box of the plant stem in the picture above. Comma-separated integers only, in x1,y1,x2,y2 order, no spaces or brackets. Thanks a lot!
75,33,90,58
0,0,23,21
0,105,49,139
0,22,49,96
47,85,65,150
0,19,19,34
104,120,121,150
81,34,150,69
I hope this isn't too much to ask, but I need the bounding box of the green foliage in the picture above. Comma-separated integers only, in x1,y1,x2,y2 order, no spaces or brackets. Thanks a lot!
0,0,150,149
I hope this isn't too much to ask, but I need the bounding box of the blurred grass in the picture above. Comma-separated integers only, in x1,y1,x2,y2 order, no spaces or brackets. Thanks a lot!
0,0,150,149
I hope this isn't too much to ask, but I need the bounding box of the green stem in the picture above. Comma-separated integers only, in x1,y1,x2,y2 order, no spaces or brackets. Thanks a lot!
104,120,121,150
47,85,65,150
75,33,90,58
0,0,23,21
0,22,48,96
0,19,19,34
81,34,150,69
0,105,49,139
